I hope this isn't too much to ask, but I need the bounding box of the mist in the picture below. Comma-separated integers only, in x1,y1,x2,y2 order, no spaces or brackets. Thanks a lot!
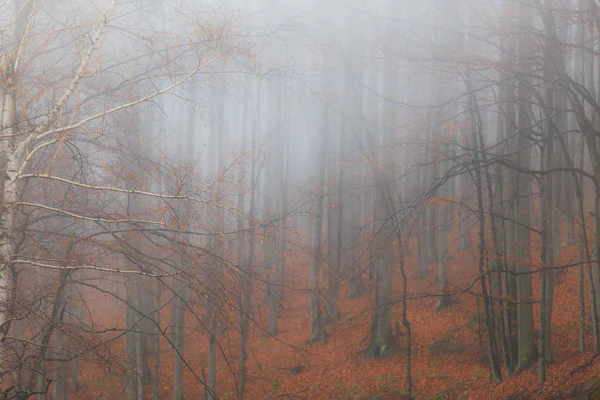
0,0,597,398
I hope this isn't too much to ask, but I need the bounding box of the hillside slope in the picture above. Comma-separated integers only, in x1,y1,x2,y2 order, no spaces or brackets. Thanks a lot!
75,229,600,400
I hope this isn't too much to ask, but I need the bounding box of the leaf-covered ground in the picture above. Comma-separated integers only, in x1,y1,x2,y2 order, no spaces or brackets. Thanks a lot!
75,225,600,400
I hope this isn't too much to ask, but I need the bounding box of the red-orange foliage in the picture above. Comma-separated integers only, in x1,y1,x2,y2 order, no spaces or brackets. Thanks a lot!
72,219,600,400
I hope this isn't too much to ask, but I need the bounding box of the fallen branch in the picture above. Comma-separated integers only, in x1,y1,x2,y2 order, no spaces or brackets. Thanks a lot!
563,352,600,383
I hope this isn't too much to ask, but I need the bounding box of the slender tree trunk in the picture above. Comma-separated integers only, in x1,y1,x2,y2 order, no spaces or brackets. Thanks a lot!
71,302,82,394
308,171,326,343
436,168,451,310
345,54,365,299
399,231,412,398
579,140,587,353
468,80,502,383
539,88,555,383
126,278,139,400
152,281,161,400
238,87,252,400
308,66,329,344
575,3,587,353
365,36,396,355
417,167,429,279
515,0,537,369
173,284,187,400
496,2,519,369
52,325,69,400
208,296,217,400
268,88,285,336
325,129,341,321
366,245,394,357
277,120,289,307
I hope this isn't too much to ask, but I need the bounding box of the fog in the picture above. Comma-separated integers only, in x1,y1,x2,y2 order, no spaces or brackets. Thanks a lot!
0,0,595,398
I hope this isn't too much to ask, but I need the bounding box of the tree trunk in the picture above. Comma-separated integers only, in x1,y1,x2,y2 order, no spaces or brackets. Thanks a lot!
172,284,187,400
539,63,556,380
308,66,329,344
325,131,341,321
208,294,217,400
152,282,161,400
239,87,253,400
309,180,326,343
467,78,502,382
436,171,451,311
126,278,139,400
515,0,537,370
52,326,69,400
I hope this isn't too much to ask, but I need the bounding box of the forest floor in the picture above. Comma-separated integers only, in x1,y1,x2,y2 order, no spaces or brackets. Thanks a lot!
76,225,600,400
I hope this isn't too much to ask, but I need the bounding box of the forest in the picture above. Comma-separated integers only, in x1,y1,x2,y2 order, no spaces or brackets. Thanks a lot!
4,0,600,399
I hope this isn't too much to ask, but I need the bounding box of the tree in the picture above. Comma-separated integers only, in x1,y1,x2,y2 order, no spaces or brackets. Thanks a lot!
0,1,243,398
307,53,329,345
